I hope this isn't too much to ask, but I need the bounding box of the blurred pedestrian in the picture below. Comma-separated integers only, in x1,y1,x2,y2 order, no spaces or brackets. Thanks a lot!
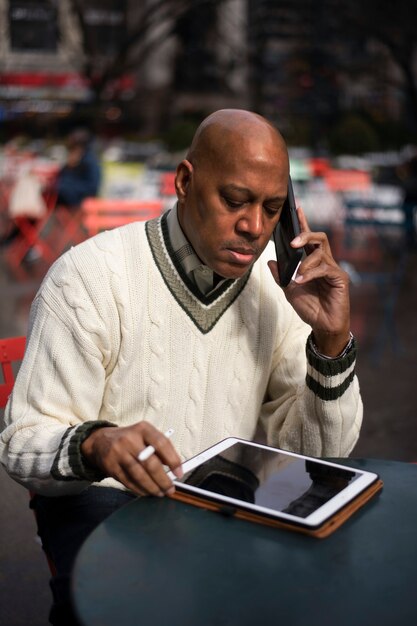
56,129,101,209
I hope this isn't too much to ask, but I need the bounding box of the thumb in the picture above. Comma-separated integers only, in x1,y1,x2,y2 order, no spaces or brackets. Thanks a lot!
267,260,280,285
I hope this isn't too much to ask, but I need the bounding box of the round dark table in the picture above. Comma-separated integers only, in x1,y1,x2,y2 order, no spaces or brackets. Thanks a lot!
72,459,417,626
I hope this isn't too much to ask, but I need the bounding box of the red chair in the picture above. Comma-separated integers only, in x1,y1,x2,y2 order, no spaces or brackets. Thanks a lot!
308,157,331,178
159,171,176,197
0,336,26,407
3,189,58,279
81,197,163,238
0,335,56,575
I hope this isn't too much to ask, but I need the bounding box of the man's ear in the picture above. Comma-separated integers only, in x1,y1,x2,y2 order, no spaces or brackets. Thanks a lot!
175,160,193,200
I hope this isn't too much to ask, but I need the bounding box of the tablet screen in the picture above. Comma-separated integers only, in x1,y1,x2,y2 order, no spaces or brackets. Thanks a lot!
178,441,361,519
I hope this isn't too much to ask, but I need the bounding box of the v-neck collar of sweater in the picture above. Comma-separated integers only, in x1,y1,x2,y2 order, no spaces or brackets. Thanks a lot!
145,213,252,333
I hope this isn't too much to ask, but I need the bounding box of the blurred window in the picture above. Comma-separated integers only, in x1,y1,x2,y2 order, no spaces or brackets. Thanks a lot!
84,0,127,56
8,0,58,52
174,4,221,92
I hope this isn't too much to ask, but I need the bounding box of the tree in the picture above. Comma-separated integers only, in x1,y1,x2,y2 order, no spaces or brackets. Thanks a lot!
66,0,229,110
337,0,417,132
285,0,417,135
247,0,417,148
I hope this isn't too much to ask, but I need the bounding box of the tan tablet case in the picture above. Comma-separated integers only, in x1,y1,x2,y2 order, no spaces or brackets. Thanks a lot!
170,478,383,538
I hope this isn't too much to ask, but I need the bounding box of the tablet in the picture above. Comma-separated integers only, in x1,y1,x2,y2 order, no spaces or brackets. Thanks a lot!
169,438,382,538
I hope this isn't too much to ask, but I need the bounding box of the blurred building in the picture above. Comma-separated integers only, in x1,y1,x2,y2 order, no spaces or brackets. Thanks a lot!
247,0,412,150
0,0,139,134
0,0,247,136
0,0,87,125
0,0,414,148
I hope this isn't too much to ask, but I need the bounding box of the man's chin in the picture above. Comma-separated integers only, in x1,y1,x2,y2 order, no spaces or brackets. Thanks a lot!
215,262,254,280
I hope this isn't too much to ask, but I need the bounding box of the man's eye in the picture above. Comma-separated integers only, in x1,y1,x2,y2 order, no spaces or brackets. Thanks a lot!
224,197,244,208
265,206,280,216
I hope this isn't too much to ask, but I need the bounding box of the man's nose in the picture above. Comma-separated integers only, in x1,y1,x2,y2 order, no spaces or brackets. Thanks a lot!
236,206,263,238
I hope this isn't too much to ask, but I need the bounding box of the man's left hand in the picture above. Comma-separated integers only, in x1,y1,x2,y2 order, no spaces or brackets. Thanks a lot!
268,206,351,357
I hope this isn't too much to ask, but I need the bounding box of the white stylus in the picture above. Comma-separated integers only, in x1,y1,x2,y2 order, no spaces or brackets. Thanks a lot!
138,428,175,462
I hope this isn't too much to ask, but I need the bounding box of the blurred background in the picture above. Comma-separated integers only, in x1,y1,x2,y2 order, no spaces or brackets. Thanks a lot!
0,2,416,624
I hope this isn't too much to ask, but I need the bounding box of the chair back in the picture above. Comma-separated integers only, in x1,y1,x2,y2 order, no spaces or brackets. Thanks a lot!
0,335,57,575
0,336,26,407
4,189,58,280
81,198,163,238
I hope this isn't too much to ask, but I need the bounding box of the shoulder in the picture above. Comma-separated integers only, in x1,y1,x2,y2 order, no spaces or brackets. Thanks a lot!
54,227,124,278
69,221,147,271
40,222,148,302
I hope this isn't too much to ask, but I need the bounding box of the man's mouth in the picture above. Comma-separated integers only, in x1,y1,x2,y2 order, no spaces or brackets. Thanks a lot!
225,247,258,265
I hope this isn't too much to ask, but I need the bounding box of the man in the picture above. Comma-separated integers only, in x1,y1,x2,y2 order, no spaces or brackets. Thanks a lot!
56,128,101,209
1,109,361,624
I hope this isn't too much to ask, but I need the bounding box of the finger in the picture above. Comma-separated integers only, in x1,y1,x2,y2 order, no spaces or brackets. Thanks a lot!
140,453,176,494
295,255,348,286
296,205,310,234
123,455,174,497
267,260,280,285
292,229,332,257
110,463,150,497
298,245,332,272
139,428,183,478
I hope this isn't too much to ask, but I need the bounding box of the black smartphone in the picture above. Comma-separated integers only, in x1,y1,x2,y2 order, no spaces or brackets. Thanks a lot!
273,177,304,287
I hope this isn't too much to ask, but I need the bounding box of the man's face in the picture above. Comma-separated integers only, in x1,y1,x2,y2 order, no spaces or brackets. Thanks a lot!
176,138,289,279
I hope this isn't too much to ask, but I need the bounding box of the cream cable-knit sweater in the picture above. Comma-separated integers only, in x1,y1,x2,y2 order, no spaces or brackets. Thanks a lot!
1,214,362,495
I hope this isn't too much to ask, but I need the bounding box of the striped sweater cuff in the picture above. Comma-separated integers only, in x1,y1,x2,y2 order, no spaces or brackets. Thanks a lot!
51,420,116,482
305,334,357,401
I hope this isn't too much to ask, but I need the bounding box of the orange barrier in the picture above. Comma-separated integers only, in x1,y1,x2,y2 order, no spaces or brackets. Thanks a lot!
324,169,371,192
81,198,164,238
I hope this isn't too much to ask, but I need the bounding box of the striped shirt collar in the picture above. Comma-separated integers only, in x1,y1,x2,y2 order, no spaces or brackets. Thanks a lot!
166,204,229,296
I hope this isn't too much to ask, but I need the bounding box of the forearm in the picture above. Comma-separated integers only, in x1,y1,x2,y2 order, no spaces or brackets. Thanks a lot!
1,419,113,495
260,335,362,458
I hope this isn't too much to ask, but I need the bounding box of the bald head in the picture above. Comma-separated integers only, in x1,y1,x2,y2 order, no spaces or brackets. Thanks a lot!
187,109,288,169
